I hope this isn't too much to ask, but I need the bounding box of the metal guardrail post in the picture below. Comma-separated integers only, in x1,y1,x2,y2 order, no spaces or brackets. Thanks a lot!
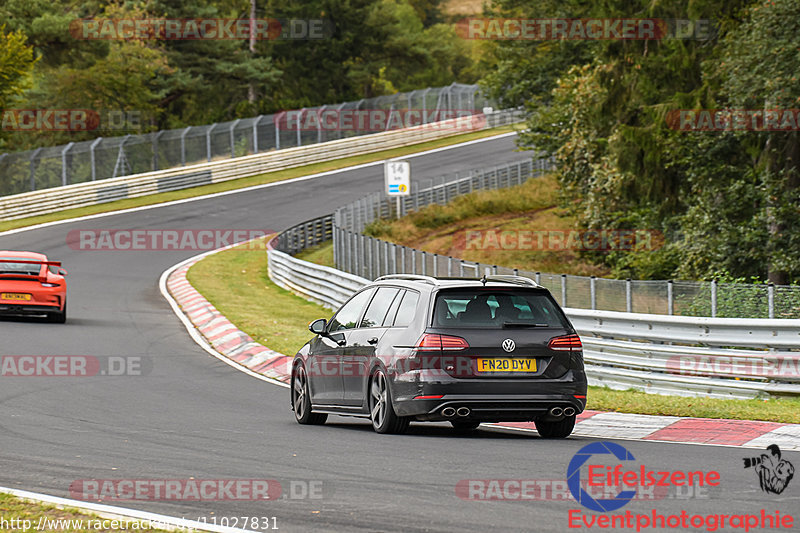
535,272,541,285
230,119,241,158
711,280,717,318
421,88,432,123
391,243,397,274
433,253,438,276
90,138,103,180
493,265,498,275
561,274,567,307
590,276,597,310
317,106,326,143
412,249,417,275
62,142,75,186
459,259,465,276
768,283,774,319
626,278,632,313
667,280,674,315
401,246,406,274
421,251,427,276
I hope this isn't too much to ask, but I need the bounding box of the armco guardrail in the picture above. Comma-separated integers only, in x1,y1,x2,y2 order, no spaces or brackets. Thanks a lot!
267,242,800,399
0,110,521,221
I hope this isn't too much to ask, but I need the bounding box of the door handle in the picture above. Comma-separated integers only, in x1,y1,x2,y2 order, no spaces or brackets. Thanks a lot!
368,337,379,345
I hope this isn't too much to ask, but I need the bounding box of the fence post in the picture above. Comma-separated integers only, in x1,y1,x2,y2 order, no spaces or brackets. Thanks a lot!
535,272,541,285
492,265,498,275
561,274,567,307
151,131,163,170
275,112,283,150
590,276,596,310
432,253,438,277
317,106,326,143
768,282,774,319
448,256,453,277
296,108,305,146
391,243,397,274
229,119,241,158
401,246,406,274
206,123,216,162
667,280,674,315
29,148,42,191
412,249,417,275
253,115,263,153
180,126,191,166
421,251,427,276
626,278,632,313
383,240,389,277
711,280,717,318
61,142,75,186
90,138,103,180
459,260,465,276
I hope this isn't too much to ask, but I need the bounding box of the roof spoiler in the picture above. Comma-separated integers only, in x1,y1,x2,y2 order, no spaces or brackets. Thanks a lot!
0,259,63,281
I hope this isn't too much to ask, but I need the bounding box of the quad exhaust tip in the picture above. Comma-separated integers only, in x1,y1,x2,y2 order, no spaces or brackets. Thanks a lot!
456,407,471,417
563,406,576,417
442,407,456,417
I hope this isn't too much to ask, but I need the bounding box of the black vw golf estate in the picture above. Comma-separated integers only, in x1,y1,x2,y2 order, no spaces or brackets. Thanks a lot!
291,275,587,437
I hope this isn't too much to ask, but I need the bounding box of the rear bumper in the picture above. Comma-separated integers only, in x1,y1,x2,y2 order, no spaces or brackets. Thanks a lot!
0,303,61,316
391,369,587,421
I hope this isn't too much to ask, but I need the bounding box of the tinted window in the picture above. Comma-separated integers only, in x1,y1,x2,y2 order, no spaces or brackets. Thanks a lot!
392,291,419,327
328,289,374,331
382,289,405,327
433,289,568,328
360,288,400,328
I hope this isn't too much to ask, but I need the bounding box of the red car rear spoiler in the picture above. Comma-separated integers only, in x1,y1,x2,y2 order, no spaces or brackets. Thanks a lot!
0,259,63,281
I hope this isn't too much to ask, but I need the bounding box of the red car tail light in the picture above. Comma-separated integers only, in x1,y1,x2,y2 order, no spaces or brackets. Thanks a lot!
415,333,469,351
548,334,582,351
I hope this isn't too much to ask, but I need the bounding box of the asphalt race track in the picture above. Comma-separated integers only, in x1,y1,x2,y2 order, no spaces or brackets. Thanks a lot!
1,134,798,532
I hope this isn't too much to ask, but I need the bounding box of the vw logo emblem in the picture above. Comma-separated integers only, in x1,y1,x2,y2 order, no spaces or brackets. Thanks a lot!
502,339,515,352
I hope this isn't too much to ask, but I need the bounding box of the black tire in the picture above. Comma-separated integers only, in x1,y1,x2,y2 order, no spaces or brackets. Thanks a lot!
535,415,576,439
291,364,327,425
450,420,481,431
369,368,409,434
49,299,66,324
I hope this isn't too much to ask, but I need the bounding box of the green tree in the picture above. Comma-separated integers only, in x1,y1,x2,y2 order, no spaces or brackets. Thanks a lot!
0,26,38,150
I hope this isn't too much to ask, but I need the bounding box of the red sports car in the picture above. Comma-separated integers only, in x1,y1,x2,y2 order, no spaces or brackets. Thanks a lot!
0,251,68,323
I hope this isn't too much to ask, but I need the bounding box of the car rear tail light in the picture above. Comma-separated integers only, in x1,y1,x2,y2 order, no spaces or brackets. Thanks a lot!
41,283,60,287
413,394,444,400
548,334,582,351
415,333,469,351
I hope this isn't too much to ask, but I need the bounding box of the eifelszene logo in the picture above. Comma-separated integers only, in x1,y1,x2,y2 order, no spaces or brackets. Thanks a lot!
743,444,795,495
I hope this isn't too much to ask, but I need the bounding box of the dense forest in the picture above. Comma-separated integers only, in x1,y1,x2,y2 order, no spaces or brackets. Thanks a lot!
1,0,799,283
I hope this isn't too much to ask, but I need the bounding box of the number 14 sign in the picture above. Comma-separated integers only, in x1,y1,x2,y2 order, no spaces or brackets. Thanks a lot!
385,160,410,197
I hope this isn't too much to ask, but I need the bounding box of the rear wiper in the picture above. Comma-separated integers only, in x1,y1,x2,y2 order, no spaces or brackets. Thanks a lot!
502,322,551,328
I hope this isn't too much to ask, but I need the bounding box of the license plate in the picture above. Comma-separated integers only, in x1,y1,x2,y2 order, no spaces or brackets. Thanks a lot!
1,293,31,301
476,358,537,373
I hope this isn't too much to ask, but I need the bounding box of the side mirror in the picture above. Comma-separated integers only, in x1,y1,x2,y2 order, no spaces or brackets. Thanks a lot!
309,318,327,335
58,268,68,276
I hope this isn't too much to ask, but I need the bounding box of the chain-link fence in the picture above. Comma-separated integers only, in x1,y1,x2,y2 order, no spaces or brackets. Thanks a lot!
318,159,800,319
0,83,490,197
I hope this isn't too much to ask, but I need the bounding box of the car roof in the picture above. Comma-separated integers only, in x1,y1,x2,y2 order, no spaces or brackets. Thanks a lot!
373,275,543,290
0,250,47,261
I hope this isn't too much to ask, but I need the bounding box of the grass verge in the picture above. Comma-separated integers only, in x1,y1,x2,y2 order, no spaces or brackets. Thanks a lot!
187,239,800,424
0,492,171,532
0,125,518,233
363,174,610,277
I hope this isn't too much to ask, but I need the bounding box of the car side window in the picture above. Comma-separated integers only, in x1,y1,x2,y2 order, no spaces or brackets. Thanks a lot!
391,290,419,327
328,289,374,332
381,289,405,327
360,287,400,328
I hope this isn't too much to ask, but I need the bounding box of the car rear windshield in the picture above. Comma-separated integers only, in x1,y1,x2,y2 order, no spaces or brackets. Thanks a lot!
432,288,569,329
0,257,40,276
